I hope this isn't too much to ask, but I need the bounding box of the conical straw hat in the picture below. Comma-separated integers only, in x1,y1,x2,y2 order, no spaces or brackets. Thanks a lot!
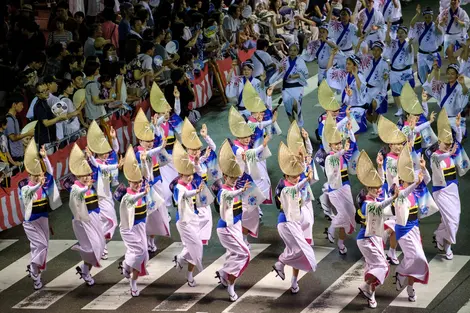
173,140,195,175
150,82,172,113
69,144,92,176
437,108,453,144
123,145,142,182
398,145,415,183
323,114,342,144
378,115,407,144
24,138,44,176
287,120,306,155
228,106,253,138
242,80,266,113
181,118,202,149
357,150,382,188
400,82,424,115
87,120,112,154
318,80,340,111
278,142,304,176
219,139,242,177
134,108,154,141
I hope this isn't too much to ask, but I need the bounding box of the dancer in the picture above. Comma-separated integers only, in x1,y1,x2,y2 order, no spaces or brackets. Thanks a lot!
394,145,429,302
69,144,106,287
228,106,268,247
181,118,218,244
323,114,357,254
357,0,385,49
86,121,121,259
21,139,61,290
356,150,397,308
384,23,414,117
119,145,152,297
431,110,468,259
287,122,319,245
134,107,169,253
172,140,205,287
272,142,317,294
215,140,251,302
410,5,443,86
438,0,469,63
376,115,407,265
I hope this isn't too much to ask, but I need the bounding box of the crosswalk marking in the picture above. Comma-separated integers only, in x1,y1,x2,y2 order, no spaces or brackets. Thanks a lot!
13,241,126,309
457,299,470,313
390,254,470,308
0,239,18,251
153,244,270,312
0,240,76,294
82,242,183,311
222,246,334,313
301,252,402,313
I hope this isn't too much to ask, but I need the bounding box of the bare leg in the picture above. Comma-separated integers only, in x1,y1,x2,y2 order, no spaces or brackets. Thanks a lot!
339,227,346,240
389,231,398,249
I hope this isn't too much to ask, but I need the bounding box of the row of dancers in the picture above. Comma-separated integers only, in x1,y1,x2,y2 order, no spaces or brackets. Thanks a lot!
18,79,468,307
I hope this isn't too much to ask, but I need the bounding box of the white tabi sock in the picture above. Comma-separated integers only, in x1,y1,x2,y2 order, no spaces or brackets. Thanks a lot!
338,239,344,249
130,279,137,290
291,276,298,287
445,243,452,254
407,285,414,295
228,283,235,296
370,291,376,301
328,225,335,236
243,235,248,243
30,263,39,276
81,264,90,275
187,271,193,281
372,122,378,134
389,248,397,259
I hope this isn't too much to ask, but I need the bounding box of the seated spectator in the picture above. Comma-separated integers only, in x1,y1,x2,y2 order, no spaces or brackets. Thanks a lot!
43,43,66,78
101,7,119,49
83,61,112,121
74,11,89,45
47,16,73,46
5,94,34,168
84,24,103,58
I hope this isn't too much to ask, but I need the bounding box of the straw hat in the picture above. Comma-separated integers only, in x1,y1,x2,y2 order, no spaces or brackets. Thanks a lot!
318,80,340,111
219,139,242,178
150,82,172,113
397,145,415,183
242,80,266,113
173,140,195,175
323,114,342,144
228,106,254,138
437,108,453,144
278,142,304,176
123,145,142,182
134,108,154,141
73,89,86,107
24,139,44,176
378,115,407,144
181,118,202,149
287,120,306,155
357,150,382,188
400,83,424,115
69,144,92,176
87,121,112,154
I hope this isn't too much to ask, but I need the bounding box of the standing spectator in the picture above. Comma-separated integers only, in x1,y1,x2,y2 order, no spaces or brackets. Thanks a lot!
125,39,149,97
74,11,89,45
71,71,85,91
43,43,66,78
101,8,119,49
58,79,86,139
23,52,46,86
140,0,155,28
118,2,134,55
26,76,60,121
83,61,112,121
154,28,179,85
128,17,144,44
5,94,33,166
67,41,84,57
138,40,155,89
252,38,276,82
60,55,79,80
54,2,79,39
47,17,73,46
32,82,67,150
87,0,104,23
223,4,241,45
0,116,20,170
164,68,195,119
84,24,103,58
19,19,46,53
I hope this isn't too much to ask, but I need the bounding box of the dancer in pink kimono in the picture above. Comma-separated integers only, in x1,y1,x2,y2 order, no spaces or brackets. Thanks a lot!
86,121,122,259
431,110,468,260
394,146,429,303
215,140,251,302
69,144,106,287
21,139,62,290
172,141,205,287
180,118,219,245
134,108,169,253
272,142,317,294
118,145,152,297
355,151,398,308
322,114,357,255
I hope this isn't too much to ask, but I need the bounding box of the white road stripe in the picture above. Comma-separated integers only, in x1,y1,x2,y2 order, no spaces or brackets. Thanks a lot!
13,241,126,309
301,251,402,313
153,244,270,312
0,240,76,294
0,239,18,251
82,242,183,311
222,246,334,313
390,254,470,308
457,299,470,313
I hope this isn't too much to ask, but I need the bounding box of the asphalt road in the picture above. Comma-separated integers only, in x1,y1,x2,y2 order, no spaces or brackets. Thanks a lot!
1,1,470,312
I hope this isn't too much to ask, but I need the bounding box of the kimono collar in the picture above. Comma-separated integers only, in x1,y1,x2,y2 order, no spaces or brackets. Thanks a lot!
365,195,375,201
222,184,236,191
178,179,192,189
28,180,38,187
75,180,85,188
387,151,399,158
283,179,295,187
234,139,249,150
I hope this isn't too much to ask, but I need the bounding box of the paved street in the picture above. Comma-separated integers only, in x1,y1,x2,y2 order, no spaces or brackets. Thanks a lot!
1,2,470,312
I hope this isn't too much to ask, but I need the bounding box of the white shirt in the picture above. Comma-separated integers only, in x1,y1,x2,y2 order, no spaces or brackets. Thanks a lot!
252,50,274,77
